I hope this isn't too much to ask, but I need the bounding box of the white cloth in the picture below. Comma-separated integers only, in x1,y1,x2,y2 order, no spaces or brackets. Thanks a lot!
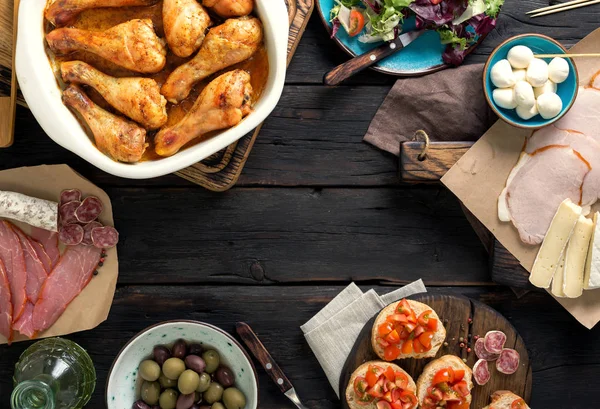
300,280,427,396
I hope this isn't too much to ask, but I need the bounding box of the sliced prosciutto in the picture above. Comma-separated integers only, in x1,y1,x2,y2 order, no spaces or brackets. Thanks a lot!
553,86,600,141
11,226,48,304
506,146,590,244
33,245,102,333
29,239,52,273
0,259,12,343
29,227,60,269
0,221,27,322
13,302,34,339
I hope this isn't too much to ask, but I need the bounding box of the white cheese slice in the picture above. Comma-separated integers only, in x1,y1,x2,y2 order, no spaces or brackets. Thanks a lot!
530,199,582,288
584,212,600,289
453,0,486,25
563,215,594,298
498,153,530,222
551,253,566,297
337,5,351,34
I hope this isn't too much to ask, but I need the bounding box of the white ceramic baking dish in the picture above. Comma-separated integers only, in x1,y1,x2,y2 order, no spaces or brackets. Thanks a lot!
16,0,288,179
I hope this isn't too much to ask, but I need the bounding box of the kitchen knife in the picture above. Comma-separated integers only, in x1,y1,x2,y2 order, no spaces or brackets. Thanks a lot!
235,322,310,409
323,30,425,86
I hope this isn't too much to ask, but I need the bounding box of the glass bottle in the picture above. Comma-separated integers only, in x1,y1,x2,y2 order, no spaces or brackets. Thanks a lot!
11,338,96,409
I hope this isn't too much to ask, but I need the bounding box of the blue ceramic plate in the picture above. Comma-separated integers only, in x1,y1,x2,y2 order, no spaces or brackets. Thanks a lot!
316,0,490,76
483,34,579,129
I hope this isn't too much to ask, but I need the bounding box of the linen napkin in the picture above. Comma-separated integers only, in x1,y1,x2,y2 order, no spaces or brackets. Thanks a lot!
301,280,427,396
364,64,497,156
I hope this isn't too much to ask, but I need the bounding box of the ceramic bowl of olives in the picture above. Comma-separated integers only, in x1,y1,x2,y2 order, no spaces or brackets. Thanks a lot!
106,320,258,409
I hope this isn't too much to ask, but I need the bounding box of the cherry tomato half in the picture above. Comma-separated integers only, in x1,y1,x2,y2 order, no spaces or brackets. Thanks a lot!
347,9,365,37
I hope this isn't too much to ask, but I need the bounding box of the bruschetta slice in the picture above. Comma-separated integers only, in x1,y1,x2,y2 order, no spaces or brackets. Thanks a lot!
346,361,418,409
416,355,473,409
482,391,530,409
372,299,446,360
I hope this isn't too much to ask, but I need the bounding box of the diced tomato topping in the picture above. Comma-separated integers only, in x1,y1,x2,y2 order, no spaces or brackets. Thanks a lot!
511,398,527,409
413,325,426,338
384,344,401,361
404,322,417,332
398,327,411,340
401,339,413,354
412,338,425,354
391,403,403,409
429,387,443,402
447,401,470,409
376,401,392,409
422,397,436,409
366,365,384,387
383,391,393,402
418,331,434,349
432,368,454,386
367,380,385,398
397,299,412,314
452,381,470,398
384,366,396,381
386,329,401,344
427,318,438,331
354,376,368,396
394,371,409,390
453,369,465,382
377,338,390,348
399,390,417,406
378,322,394,336
388,314,408,323
417,310,432,326
355,393,374,405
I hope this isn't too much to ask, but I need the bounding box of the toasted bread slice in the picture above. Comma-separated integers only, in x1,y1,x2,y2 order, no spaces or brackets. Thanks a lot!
416,355,473,407
346,361,417,409
371,299,446,360
482,391,530,409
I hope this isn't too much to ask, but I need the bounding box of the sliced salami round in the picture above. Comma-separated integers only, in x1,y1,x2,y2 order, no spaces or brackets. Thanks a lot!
91,226,119,249
496,348,520,375
484,330,507,354
75,196,104,224
82,221,103,246
475,337,500,361
60,189,82,205
59,201,81,226
473,358,491,385
59,224,84,246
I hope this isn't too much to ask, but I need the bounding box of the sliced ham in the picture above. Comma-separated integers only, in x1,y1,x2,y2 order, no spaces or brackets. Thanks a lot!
0,221,27,322
13,302,34,339
553,87,600,141
526,126,600,207
0,259,12,343
29,239,52,273
29,227,60,269
506,146,590,244
32,245,101,333
11,226,48,304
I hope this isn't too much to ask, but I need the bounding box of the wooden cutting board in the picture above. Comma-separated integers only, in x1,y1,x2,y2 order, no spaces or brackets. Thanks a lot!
339,293,532,409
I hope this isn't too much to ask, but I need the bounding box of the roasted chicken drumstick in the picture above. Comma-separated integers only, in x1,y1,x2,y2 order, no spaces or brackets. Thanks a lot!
163,0,212,58
161,16,262,103
45,0,159,26
203,0,254,18
46,19,167,73
61,60,168,129
62,85,148,163
155,69,253,157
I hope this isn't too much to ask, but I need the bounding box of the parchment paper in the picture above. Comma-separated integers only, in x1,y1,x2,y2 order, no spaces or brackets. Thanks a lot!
442,28,600,329
0,164,118,343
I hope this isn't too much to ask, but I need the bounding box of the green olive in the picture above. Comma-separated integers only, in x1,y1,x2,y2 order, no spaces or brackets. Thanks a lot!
140,360,161,382
163,357,186,380
178,369,201,395
202,350,220,374
159,373,178,388
222,387,246,409
203,382,224,404
159,388,179,409
141,381,161,405
196,373,211,393
212,403,226,409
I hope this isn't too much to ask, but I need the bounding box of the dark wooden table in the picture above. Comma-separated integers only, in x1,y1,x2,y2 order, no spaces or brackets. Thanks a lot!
1,1,599,408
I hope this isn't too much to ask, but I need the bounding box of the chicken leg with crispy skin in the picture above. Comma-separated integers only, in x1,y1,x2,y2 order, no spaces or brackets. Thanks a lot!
155,69,253,157
62,85,148,162
61,60,168,129
45,0,159,27
163,0,212,58
161,16,262,103
203,0,253,18
46,19,167,73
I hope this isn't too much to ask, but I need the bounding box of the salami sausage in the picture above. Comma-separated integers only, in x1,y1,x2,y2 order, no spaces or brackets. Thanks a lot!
91,226,119,248
82,221,102,246
475,338,500,361
59,189,82,205
59,224,84,246
0,190,58,232
496,348,520,375
59,201,81,226
74,196,103,224
472,358,491,385
484,330,507,354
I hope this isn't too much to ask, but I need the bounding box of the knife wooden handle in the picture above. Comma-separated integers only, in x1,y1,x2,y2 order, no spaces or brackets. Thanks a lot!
324,39,401,86
235,322,293,393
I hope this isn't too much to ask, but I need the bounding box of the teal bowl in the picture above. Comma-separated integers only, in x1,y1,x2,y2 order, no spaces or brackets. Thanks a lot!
483,34,579,129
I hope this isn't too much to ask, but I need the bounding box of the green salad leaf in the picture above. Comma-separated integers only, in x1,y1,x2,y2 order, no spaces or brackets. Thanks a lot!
364,0,414,41
484,0,504,18
330,0,363,21
438,27,469,50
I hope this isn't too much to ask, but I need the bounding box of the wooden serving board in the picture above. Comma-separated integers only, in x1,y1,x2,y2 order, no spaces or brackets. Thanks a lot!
339,293,532,409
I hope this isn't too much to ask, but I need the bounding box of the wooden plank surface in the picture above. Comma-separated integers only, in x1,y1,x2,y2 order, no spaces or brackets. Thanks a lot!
400,141,473,182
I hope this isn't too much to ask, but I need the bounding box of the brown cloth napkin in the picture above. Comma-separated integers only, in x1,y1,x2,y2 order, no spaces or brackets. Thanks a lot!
364,64,498,156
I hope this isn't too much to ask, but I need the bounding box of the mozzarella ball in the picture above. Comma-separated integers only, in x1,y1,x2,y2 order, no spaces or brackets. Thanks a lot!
526,58,549,87
493,87,517,109
516,104,539,120
490,59,516,88
533,80,557,99
513,69,527,83
537,92,563,119
507,45,534,69
548,57,570,84
514,81,536,108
